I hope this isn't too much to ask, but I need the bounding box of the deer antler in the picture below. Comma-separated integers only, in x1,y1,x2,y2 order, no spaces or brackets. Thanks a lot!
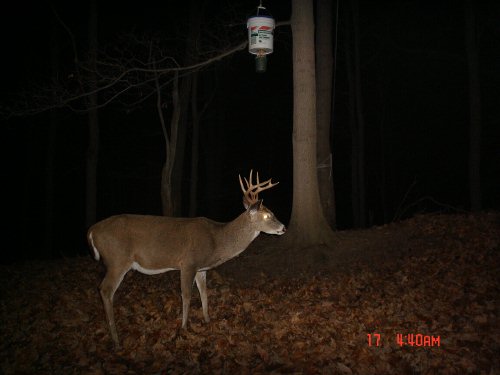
239,169,279,207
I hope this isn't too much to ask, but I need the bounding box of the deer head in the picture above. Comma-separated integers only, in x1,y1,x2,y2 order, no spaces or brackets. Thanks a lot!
239,170,286,235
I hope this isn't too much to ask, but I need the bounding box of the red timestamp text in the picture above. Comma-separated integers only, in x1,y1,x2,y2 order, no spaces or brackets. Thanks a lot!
367,333,441,347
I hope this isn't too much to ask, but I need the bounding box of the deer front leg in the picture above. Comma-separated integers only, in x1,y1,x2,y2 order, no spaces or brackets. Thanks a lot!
99,267,128,348
195,271,210,323
180,267,196,328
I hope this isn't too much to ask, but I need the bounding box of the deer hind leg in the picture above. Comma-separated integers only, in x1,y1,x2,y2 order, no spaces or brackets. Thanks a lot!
180,267,196,328
99,266,129,348
195,271,210,323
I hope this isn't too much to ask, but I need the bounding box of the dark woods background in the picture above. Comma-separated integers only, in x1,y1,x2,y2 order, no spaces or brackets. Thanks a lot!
2,0,499,263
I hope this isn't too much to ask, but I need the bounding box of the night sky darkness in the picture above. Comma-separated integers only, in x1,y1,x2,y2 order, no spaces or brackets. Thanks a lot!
2,0,499,263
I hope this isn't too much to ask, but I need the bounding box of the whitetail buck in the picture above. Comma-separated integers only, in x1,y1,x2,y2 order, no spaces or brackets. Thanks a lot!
88,170,285,347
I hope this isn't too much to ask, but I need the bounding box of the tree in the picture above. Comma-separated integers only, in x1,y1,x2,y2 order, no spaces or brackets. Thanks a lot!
285,0,336,248
171,0,204,217
49,0,100,228
464,0,482,212
14,11,247,219
188,71,214,217
45,14,60,257
344,0,366,228
86,0,99,227
11,1,337,250
315,0,337,228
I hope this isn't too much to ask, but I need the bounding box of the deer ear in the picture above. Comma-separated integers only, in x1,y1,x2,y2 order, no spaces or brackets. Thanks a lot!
248,199,263,214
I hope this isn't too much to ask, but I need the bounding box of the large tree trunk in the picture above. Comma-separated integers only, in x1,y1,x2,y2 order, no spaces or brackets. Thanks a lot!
286,0,335,248
464,0,482,212
352,0,366,227
86,0,99,228
344,0,366,228
344,10,358,228
315,0,336,228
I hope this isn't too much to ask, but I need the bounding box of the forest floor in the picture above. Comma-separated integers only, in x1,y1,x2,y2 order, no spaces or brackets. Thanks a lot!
1,212,499,374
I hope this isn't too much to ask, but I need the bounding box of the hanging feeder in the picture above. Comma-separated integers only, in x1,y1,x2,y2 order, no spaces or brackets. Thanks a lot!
247,3,275,73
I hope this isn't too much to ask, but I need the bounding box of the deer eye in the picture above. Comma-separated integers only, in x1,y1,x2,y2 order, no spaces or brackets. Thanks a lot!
263,214,269,219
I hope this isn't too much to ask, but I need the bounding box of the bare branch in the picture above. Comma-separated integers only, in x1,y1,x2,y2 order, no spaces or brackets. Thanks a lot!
2,15,290,119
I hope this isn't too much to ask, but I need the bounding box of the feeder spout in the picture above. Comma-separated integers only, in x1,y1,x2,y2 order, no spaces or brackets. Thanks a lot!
255,54,267,73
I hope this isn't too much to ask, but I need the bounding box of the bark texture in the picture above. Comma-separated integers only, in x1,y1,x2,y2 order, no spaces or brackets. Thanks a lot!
286,0,335,247
316,0,336,228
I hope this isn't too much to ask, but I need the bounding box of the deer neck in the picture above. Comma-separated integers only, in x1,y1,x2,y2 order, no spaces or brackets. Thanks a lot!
217,211,259,259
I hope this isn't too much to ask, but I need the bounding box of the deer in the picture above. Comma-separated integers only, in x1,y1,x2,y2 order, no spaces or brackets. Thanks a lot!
87,170,285,348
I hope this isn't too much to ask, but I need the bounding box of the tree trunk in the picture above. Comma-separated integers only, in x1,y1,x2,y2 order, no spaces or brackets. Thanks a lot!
344,0,366,228
286,0,335,248
171,0,203,216
343,3,358,228
171,78,191,216
86,0,99,228
315,0,336,228
352,0,366,227
158,73,180,216
46,17,59,257
189,72,200,217
464,0,482,212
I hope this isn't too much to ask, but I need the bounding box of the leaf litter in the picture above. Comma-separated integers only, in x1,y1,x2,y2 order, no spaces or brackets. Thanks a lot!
0,212,498,374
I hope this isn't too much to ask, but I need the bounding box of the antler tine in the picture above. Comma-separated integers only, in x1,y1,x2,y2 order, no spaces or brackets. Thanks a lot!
239,169,279,207
238,174,246,194
247,169,255,190
241,169,252,193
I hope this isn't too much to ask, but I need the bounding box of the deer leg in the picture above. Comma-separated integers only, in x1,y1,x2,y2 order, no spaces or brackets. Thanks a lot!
195,271,210,323
180,267,196,328
99,267,128,348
